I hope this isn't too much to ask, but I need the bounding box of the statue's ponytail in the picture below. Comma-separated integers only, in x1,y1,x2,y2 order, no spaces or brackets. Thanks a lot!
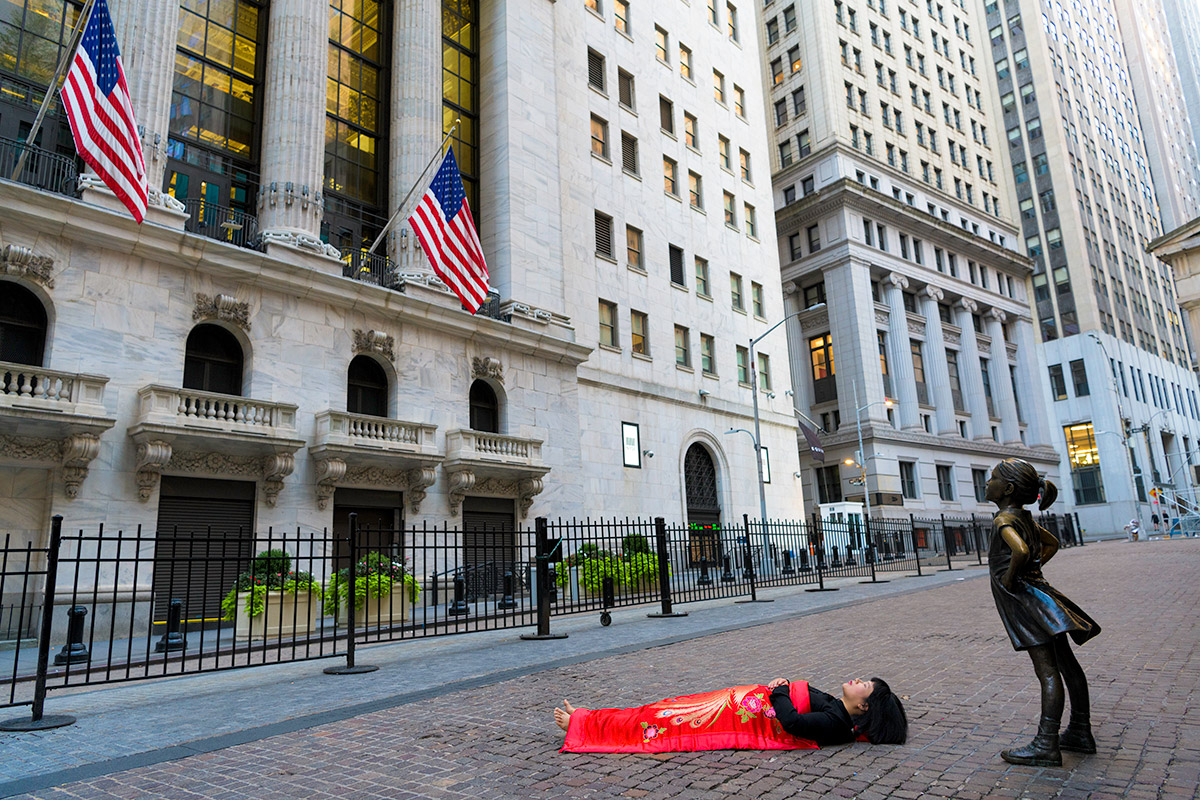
1037,478,1058,510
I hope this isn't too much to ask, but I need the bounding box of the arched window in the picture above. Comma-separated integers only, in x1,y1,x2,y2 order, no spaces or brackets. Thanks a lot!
0,282,48,366
347,355,388,417
183,324,244,396
469,380,499,433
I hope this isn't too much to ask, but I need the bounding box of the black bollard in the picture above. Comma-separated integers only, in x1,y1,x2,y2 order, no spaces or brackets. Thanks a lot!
720,554,735,582
845,545,857,566
449,575,469,615
154,599,186,653
498,570,517,609
830,545,843,569
781,550,795,575
798,549,811,572
698,557,713,586
54,605,90,666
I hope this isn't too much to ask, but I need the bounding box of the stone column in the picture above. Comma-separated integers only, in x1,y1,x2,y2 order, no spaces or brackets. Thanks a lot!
390,0,442,271
110,0,179,206
783,283,815,414
256,0,328,249
985,310,1021,443
954,298,991,439
826,260,889,426
918,287,957,435
880,275,919,429
1013,316,1050,446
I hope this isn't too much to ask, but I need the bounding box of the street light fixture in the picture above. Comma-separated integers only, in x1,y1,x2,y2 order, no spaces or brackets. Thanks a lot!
851,378,892,529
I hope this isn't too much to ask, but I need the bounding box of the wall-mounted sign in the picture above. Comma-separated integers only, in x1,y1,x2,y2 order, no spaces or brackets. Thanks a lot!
760,446,771,483
622,422,641,468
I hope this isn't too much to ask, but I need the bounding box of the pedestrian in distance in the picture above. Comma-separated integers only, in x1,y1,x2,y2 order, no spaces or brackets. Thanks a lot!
985,458,1101,767
553,676,906,753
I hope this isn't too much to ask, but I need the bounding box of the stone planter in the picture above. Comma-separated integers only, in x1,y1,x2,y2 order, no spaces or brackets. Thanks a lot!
233,590,319,641
335,584,412,628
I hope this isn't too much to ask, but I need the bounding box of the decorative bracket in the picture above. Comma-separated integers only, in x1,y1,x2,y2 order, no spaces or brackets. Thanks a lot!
446,468,476,515
404,466,438,514
471,356,504,384
1,244,55,288
135,440,173,501
61,433,101,499
193,293,251,332
262,453,295,507
517,477,545,521
352,329,396,362
314,457,347,511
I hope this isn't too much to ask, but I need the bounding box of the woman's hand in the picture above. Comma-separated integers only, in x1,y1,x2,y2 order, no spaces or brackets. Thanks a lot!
1001,573,1018,591
766,678,790,690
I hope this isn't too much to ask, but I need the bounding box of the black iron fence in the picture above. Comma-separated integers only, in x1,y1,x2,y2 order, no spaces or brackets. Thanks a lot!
0,510,1080,727
0,137,80,198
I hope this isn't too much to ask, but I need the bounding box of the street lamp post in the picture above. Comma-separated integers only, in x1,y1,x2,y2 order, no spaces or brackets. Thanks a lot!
1086,333,1144,525
849,378,893,528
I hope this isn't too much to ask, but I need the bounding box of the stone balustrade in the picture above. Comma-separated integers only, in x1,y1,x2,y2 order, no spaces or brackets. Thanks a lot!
313,410,437,452
135,384,298,434
445,429,544,466
0,361,108,414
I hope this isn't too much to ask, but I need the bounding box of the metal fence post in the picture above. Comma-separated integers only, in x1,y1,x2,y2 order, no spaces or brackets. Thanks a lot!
974,517,983,565
648,517,687,618
805,514,837,593
941,514,954,571
909,515,924,577
0,515,76,730
325,513,378,674
521,517,567,640
736,515,773,603
1073,512,1084,545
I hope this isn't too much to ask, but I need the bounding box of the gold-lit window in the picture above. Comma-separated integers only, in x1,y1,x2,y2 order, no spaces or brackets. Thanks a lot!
1,0,85,88
1064,423,1099,469
444,0,479,211
327,0,386,206
170,0,263,159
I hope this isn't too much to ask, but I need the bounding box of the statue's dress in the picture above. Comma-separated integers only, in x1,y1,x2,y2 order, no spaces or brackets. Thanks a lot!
989,510,1100,651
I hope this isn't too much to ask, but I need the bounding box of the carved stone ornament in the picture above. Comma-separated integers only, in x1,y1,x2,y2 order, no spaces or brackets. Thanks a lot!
446,469,477,515
135,440,173,501
322,463,439,514
446,473,544,520
978,337,992,354
874,309,890,326
136,444,296,506
258,229,342,259
944,330,962,346
1,244,55,288
805,308,829,329
886,273,909,289
193,293,251,332
989,308,1008,323
921,286,944,301
0,433,61,462
472,356,504,384
314,457,347,511
352,329,395,362
61,433,101,499
262,454,295,507
957,297,978,314
147,189,186,213
907,318,926,337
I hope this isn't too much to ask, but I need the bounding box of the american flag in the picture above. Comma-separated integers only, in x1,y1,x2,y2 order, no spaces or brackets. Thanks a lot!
407,147,490,313
60,0,148,223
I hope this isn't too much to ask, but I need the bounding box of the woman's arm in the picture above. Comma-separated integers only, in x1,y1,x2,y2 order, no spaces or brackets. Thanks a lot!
999,525,1028,590
769,685,851,744
1038,525,1060,564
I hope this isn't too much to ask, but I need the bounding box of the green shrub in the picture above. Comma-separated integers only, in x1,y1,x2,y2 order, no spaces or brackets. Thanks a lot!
555,551,666,592
622,533,651,555
323,551,420,617
220,552,321,621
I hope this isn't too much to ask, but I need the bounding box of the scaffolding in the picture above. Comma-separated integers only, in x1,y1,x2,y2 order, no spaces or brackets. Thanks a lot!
1161,486,1200,537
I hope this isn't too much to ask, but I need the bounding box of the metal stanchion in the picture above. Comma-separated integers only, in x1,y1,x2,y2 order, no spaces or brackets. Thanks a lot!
648,518,687,618
521,518,567,640
325,513,378,674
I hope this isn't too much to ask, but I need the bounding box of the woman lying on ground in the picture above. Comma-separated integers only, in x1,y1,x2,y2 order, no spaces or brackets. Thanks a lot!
554,676,907,753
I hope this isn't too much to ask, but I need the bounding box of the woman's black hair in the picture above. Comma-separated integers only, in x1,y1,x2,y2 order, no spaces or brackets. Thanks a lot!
992,458,1058,511
856,677,908,745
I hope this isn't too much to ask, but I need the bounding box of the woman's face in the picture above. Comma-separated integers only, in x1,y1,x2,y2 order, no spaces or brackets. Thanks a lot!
843,678,874,711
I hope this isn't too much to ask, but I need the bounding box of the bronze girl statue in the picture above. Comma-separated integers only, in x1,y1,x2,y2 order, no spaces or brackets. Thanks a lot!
985,458,1100,767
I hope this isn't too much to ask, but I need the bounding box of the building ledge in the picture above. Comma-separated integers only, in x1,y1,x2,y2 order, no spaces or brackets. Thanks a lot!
442,429,551,519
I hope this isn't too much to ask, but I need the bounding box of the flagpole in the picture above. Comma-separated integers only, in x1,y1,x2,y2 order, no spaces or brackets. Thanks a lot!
10,0,98,181
365,119,462,257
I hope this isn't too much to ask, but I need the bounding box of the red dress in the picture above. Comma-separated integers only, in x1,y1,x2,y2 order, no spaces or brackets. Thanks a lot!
560,681,820,753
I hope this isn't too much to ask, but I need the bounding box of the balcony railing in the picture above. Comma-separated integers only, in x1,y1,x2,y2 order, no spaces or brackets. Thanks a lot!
446,429,544,467
0,138,79,198
314,409,437,452
0,362,108,411
135,384,297,435
342,247,398,288
184,198,261,250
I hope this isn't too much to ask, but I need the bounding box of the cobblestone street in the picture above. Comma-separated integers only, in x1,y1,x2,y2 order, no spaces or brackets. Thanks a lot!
4,538,1198,799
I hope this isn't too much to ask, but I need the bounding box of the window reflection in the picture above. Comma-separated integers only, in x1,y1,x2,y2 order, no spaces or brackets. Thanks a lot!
325,0,385,210
443,0,478,212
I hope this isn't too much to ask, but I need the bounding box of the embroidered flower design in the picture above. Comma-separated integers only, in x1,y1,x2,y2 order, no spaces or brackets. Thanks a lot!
741,695,763,713
641,723,661,742
765,706,777,719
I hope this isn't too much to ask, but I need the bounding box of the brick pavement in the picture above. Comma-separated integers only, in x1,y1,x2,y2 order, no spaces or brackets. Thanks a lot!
4,539,1199,799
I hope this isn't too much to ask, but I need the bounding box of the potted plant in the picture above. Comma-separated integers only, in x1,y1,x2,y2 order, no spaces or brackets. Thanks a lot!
325,551,421,628
555,543,664,598
220,549,323,641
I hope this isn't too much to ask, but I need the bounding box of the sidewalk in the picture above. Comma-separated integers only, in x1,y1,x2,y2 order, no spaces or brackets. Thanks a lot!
3,539,1198,799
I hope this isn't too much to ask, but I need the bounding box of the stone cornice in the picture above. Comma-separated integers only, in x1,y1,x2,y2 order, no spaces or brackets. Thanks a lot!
804,423,1060,465
0,181,593,368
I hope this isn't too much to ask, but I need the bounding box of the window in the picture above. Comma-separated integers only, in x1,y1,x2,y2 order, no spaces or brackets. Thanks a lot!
744,203,757,237
621,131,639,174
0,283,48,366
587,49,606,91
663,157,678,195
718,135,731,170
936,465,954,501
730,273,744,310
733,85,746,117
184,324,244,396
739,149,752,182
775,100,789,127
784,4,796,31
1064,422,1104,504
595,211,614,258
727,2,738,40
757,353,772,390
1070,359,1089,397
614,0,629,32
911,340,926,403
809,333,835,402
797,129,811,157
695,257,710,296
899,461,917,499
701,334,716,374
807,224,821,252
751,281,765,317
674,325,691,367
713,69,726,103
972,469,987,503
1048,364,1067,400
817,465,843,504
789,46,802,72
771,58,784,86
598,299,618,347
708,0,719,25
679,45,693,79
736,346,750,384
618,69,635,109
659,96,674,133
590,115,609,158
803,283,825,308
793,87,807,115
655,25,669,62
669,244,685,286
630,310,648,355
688,171,703,209
346,355,389,417
779,141,794,168
767,18,780,45
684,113,698,149
723,191,737,226
626,224,643,268
469,380,500,433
